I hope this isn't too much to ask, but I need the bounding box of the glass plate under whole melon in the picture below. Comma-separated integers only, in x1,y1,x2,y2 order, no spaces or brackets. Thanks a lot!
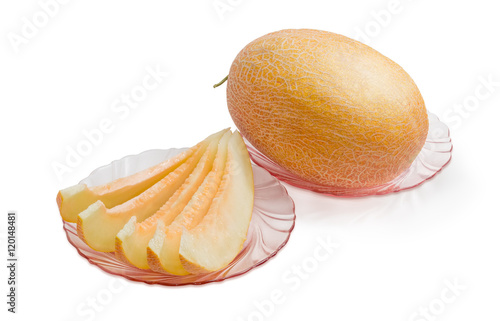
244,112,453,197
62,148,295,286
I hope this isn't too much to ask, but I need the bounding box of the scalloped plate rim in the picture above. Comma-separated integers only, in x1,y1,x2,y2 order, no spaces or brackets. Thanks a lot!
244,112,453,197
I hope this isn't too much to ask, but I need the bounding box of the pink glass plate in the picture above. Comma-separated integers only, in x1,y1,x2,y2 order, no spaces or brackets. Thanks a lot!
62,149,295,286
245,112,453,197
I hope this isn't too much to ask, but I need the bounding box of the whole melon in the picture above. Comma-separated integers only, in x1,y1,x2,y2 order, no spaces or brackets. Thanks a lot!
226,29,429,190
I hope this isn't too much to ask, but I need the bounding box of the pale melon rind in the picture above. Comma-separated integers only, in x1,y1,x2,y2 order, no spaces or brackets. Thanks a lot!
58,149,197,223
179,131,254,273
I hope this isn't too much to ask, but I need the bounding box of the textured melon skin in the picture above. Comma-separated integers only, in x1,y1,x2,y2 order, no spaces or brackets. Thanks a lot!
227,29,428,189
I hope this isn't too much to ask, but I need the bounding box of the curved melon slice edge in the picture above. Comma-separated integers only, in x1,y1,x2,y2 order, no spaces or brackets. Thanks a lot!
178,131,254,274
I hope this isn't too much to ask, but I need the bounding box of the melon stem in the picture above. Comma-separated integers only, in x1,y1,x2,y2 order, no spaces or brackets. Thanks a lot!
213,75,228,88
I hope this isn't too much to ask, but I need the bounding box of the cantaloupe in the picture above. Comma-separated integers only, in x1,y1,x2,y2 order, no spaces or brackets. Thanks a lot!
178,131,254,273
77,130,226,252
146,130,232,275
115,130,231,269
57,129,226,223
225,29,429,190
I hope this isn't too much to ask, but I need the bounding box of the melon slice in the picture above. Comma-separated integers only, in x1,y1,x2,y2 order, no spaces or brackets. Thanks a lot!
76,130,227,252
115,130,231,269
57,129,226,223
146,131,232,275
178,131,254,274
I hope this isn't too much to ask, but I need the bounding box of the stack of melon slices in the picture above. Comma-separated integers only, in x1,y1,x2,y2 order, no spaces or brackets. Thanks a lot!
56,129,254,275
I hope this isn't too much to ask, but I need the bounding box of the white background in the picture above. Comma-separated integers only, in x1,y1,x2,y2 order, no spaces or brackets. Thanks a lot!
1,0,499,320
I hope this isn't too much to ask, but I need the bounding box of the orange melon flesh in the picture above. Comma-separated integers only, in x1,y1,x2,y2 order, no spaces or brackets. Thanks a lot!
115,130,230,269
77,130,226,252
146,130,232,275
57,130,226,223
178,131,254,274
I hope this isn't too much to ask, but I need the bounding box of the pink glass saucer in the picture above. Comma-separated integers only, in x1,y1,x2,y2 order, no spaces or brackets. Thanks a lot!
62,149,295,286
244,112,452,197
